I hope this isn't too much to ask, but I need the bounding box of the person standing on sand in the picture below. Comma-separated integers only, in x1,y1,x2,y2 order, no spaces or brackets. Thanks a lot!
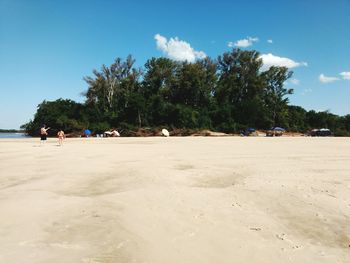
40,125,50,145
57,129,65,146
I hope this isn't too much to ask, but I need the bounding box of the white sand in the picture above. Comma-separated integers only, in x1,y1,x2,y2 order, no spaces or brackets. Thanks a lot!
0,137,349,263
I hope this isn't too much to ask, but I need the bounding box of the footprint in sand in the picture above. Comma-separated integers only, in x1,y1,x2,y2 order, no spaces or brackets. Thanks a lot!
276,233,286,241
194,213,204,219
250,227,262,231
232,202,242,208
276,233,303,250
292,245,302,249
188,232,196,237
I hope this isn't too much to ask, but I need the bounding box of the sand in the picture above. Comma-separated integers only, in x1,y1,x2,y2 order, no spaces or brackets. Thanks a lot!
0,137,349,263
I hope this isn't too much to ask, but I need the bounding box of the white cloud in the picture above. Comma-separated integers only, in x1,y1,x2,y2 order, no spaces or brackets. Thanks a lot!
231,37,259,48
340,71,350,80
319,74,339,83
301,88,312,96
154,34,206,62
267,39,273,44
259,53,308,69
289,78,300,85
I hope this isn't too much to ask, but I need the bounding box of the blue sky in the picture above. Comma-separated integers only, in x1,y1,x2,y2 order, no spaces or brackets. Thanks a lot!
1,0,350,129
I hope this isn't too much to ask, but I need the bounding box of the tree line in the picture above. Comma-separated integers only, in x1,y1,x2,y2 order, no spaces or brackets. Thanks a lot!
22,48,350,136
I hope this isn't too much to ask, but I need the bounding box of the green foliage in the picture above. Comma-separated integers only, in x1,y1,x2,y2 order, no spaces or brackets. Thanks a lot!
215,49,270,130
23,99,86,136
22,51,350,136
261,66,293,127
0,129,22,133
287,105,308,132
90,122,110,134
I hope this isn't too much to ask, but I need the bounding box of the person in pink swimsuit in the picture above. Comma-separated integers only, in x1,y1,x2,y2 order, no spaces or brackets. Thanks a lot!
57,129,65,146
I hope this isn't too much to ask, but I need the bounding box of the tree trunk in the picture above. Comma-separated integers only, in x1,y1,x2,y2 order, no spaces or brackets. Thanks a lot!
138,110,142,128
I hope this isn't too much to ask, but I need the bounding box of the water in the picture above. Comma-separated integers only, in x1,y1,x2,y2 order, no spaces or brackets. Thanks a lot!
0,132,30,139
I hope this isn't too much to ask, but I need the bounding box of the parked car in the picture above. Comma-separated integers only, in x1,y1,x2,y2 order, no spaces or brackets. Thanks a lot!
308,128,332,136
266,127,285,137
241,128,258,136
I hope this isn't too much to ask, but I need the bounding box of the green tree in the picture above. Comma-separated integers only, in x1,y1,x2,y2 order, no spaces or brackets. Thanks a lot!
22,99,85,136
22,49,350,137
142,57,178,126
261,66,293,128
287,105,307,131
169,58,217,128
83,55,141,126
215,49,265,130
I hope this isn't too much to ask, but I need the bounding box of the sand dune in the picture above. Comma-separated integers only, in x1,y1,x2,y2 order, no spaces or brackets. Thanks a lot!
0,137,349,262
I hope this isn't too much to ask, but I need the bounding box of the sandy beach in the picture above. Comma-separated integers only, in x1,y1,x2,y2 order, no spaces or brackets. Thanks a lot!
0,137,349,263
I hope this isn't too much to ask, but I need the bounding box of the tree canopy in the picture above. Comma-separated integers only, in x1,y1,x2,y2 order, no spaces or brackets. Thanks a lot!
22,48,350,136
